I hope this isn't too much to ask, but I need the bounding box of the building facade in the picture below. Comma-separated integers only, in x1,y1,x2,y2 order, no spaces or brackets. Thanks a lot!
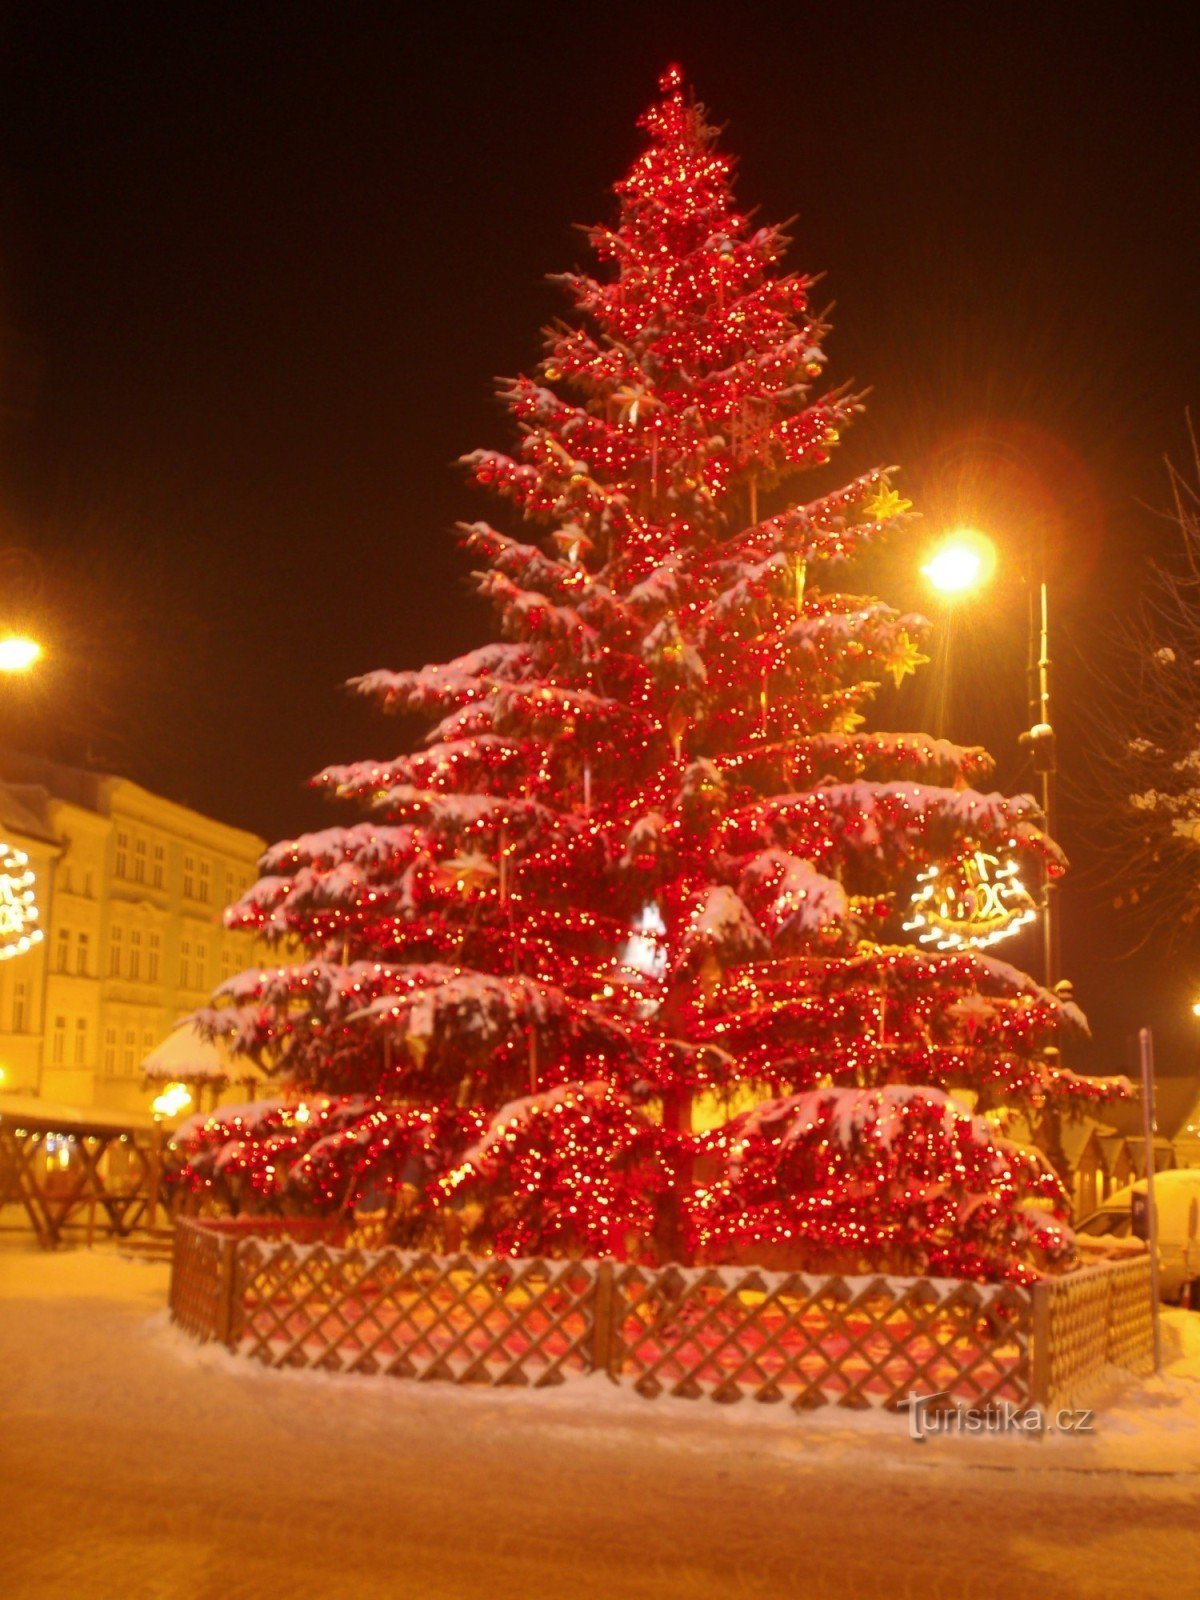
0,752,268,1116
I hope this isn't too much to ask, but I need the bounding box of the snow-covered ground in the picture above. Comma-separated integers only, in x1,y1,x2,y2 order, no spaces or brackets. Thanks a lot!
2,1242,1199,1600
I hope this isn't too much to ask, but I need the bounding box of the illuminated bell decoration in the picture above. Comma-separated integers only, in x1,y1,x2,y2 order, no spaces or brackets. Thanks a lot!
0,843,43,961
902,851,1038,952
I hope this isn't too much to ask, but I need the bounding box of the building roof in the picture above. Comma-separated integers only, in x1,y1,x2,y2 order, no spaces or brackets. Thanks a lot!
0,1091,157,1135
141,1022,253,1084
0,780,59,846
1098,1076,1200,1142
0,747,264,854
0,750,112,813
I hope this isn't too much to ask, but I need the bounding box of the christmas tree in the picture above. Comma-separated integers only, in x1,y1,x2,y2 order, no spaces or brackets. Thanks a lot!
176,68,1124,1282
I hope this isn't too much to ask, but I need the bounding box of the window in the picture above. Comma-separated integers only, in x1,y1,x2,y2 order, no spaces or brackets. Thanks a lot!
224,869,235,907
103,1027,117,1074
148,932,161,984
76,932,90,976
61,864,73,894
73,1018,88,1065
51,1016,66,1066
152,844,165,889
199,859,211,904
11,981,27,1032
193,942,206,989
84,870,94,899
183,854,196,899
115,830,129,878
123,1028,136,1074
141,1027,156,1057
129,929,142,981
109,927,124,977
179,939,191,990
134,838,147,883
55,927,70,973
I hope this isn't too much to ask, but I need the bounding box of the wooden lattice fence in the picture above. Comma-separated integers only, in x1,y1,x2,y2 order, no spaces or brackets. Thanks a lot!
168,1218,1155,1413
1029,1255,1157,1410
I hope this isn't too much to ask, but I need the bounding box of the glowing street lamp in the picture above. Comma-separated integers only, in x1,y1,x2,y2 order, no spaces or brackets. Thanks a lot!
921,529,997,597
0,635,42,673
921,524,1059,986
151,1081,193,1121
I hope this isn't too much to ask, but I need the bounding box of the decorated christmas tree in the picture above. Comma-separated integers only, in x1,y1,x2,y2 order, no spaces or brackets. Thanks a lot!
175,68,1124,1282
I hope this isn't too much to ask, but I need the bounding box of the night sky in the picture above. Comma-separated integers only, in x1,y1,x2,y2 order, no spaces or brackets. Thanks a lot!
0,3,1198,1073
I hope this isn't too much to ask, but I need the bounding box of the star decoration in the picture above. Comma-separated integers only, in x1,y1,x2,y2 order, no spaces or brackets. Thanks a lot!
613,384,660,425
440,853,499,895
552,524,594,564
948,993,997,1039
830,709,866,736
864,485,913,523
887,630,930,689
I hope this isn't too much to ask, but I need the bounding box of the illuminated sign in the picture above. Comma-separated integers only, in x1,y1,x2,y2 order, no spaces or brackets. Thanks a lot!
902,850,1037,952
0,843,42,961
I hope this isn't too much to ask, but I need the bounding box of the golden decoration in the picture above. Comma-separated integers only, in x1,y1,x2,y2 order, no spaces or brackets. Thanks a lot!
886,630,930,689
864,485,913,523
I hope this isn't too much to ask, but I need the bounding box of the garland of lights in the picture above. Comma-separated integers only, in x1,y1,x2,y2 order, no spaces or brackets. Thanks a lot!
0,843,43,961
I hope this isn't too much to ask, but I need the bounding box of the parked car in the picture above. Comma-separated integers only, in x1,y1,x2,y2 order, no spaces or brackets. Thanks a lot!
1075,1169,1200,1302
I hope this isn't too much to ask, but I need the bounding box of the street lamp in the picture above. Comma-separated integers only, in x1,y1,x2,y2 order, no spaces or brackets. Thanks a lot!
921,527,1059,987
921,528,997,597
0,635,42,674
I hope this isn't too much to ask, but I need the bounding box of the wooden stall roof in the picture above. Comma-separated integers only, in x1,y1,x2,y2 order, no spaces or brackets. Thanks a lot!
0,1092,157,1138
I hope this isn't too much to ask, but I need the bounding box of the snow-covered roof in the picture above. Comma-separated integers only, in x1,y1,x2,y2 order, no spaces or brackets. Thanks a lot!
141,1022,260,1085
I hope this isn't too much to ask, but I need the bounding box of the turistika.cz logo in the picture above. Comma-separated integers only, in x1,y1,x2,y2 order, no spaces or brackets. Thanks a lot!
901,1391,1095,1442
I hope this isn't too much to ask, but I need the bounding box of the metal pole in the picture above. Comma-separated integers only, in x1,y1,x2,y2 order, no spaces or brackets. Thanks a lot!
1138,1026,1163,1375
1038,580,1059,987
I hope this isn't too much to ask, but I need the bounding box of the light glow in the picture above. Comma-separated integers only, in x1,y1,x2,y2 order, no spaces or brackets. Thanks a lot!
0,844,42,961
921,529,997,596
152,1082,194,1120
0,635,42,673
903,850,1038,951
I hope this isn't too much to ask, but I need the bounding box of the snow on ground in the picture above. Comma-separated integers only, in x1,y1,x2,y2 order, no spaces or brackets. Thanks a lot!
2,1242,1200,1600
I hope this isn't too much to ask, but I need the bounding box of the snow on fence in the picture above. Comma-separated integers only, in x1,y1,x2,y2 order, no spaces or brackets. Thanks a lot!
168,1218,1155,1413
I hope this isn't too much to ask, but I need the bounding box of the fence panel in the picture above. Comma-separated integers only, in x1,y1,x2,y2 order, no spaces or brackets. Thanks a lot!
233,1237,598,1386
168,1217,227,1340
1033,1255,1155,1409
607,1263,1032,1410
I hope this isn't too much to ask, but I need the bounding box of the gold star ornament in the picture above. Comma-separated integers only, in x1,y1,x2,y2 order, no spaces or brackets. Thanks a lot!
864,485,913,523
887,630,930,689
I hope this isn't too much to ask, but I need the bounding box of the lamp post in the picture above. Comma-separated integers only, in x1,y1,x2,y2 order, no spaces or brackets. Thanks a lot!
922,527,1058,988
0,636,42,674
1020,557,1059,986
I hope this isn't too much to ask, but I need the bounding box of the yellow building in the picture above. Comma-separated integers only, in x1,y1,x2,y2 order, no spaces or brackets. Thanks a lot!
0,752,268,1117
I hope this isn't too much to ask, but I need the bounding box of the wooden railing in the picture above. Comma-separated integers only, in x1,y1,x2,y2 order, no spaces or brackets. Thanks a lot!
169,1219,1155,1411
0,1107,166,1247
1028,1255,1157,1410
